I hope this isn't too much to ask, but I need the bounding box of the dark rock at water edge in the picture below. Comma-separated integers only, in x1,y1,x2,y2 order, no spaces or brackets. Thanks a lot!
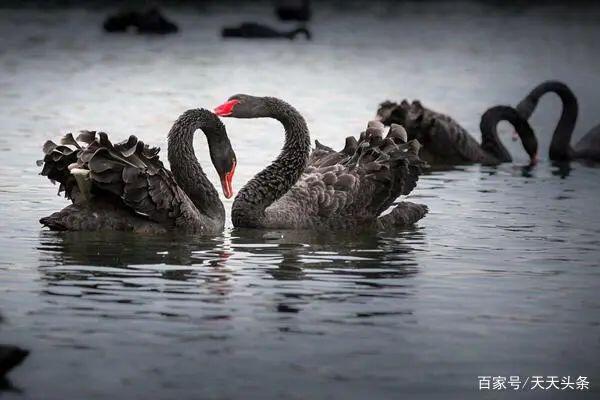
0,345,29,378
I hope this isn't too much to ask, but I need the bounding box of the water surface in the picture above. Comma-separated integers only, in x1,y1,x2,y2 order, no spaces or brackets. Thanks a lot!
0,1,599,399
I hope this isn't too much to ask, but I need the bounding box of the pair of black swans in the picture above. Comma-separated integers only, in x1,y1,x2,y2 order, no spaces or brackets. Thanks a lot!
39,81,599,234
377,81,600,166
40,95,426,233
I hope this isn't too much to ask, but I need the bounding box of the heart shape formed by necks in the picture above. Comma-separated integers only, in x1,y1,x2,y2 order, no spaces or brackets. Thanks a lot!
214,99,239,117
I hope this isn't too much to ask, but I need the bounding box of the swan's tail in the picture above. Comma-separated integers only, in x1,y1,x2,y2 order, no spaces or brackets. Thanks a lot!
39,203,115,231
39,203,167,233
288,27,311,40
377,202,428,229
40,212,69,231
309,122,427,223
356,122,427,216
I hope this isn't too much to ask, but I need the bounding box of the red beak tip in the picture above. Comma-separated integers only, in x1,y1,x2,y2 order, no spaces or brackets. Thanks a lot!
214,99,239,117
221,171,235,199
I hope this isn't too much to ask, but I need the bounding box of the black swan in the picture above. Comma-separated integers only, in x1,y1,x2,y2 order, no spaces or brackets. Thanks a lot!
276,0,311,22
376,100,538,166
214,94,428,230
103,8,178,34
103,11,138,32
0,345,28,378
39,109,236,234
516,80,600,162
221,23,311,40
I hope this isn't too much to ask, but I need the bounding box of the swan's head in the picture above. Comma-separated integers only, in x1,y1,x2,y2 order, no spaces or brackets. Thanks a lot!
511,97,539,144
197,111,237,199
505,105,540,166
209,133,237,199
521,130,539,166
213,146,236,199
214,94,270,118
481,105,539,166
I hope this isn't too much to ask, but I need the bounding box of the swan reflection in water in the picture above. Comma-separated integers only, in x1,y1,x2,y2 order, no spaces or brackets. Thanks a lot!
36,227,425,315
37,231,236,304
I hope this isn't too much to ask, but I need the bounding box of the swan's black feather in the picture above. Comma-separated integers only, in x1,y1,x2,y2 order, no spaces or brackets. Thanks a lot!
342,136,358,155
90,169,122,184
263,121,427,229
39,130,198,229
40,109,231,233
60,133,82,149
76,130,96,144
42,140,58,155
376,99,499,164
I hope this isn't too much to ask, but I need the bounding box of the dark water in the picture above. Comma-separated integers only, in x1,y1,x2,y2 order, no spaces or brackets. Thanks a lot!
1,1,599,399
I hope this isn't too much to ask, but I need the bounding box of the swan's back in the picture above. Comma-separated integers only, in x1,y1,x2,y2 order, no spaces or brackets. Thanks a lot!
263,122,427,229
377,99,491,164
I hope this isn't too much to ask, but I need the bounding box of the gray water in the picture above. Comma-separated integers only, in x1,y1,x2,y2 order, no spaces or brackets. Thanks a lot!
1,1,599,399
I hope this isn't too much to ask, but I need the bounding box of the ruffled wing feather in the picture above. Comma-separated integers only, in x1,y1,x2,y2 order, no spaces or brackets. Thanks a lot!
39,131,191,225
266,122,427,228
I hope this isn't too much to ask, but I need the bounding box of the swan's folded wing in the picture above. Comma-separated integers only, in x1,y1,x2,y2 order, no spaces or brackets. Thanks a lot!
412,103,486,163
40,131,191,225
267,123,426,227
429,118,487,163
309,136,359,167
39,137,81,200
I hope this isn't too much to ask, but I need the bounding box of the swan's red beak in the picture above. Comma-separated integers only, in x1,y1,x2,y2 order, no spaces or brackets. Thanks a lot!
220,161,236,199
214,99,239,117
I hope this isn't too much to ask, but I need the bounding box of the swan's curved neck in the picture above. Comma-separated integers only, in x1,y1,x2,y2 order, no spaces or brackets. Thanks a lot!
522,81,577,160
480,110,512,163
168,115,224,221
480,106,537,163
233,97,311,227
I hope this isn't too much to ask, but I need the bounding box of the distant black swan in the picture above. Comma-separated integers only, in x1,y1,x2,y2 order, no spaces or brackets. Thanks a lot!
516,80,600,162
276,0,311,22
376,100,538,166
39,110,236,233
103,8,178,34
222,23,311,40
214,94,427,230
